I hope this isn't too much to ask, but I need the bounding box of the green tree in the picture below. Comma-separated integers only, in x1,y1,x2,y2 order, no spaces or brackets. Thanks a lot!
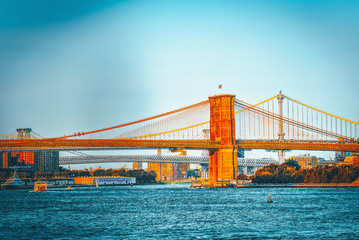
79,171,91,177
236,174,249,180
284,160,301,170
319,169,329,183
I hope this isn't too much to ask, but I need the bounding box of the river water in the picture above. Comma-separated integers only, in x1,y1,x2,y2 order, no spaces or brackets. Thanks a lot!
1,184,358,239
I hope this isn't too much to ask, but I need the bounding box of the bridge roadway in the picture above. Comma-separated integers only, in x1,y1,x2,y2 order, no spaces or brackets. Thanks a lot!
1,139,358,152
59,155,279,168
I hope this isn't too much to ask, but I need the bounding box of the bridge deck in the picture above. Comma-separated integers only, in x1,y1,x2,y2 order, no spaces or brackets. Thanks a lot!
59,155,278,167
0,139,358,152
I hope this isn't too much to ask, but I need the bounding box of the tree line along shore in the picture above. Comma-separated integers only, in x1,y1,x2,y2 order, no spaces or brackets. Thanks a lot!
236,160,359,184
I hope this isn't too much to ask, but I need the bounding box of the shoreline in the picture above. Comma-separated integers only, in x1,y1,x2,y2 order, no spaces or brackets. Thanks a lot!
3,180,359,190
1,181,163,190
241,183,359,188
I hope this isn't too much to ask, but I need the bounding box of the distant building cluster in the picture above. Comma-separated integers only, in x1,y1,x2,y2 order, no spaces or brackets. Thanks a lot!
340,153,359,165
286,154,318,169
0,150,59,174
0,128,59,175
187,168,201,179
286,152,358,170
148,162,189,181
146,149,190,181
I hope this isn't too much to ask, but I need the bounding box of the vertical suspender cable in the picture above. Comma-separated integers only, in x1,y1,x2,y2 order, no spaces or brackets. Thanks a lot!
325,114,328,140
272,100,274,139
321,113,323,139
330,117,333,139
297,102,299,140
287,99,289,140
302,105,304,139
248,110,251,139
262,104,265,139
253,110,256,138
292,101,294,139
268,102,270,139
311,109,314,140
316,110,318,140
307,106,309,139
244,111,246,139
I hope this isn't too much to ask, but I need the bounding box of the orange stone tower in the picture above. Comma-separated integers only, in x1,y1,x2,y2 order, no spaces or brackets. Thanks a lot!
208,94,238,185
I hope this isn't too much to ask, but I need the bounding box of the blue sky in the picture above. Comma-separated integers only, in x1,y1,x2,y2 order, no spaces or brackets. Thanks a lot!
1,0,358,162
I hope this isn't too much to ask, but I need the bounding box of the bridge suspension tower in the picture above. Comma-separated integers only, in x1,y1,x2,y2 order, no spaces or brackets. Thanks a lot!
277,91,286,163
208,94,238,185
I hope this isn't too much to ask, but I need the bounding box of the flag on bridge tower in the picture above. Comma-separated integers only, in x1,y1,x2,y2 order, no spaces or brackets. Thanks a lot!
219,84,222,89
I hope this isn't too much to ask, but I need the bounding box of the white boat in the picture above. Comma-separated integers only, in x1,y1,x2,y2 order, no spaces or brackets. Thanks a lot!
1,172,26,190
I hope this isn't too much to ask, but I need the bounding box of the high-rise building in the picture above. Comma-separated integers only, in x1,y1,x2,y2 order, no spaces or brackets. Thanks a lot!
0,128,59,174
0,150,59,174
287,154,318,169
34,151,59,173
177,163,189,179
148,162,162,181
132,162,143,170
0,152,9,168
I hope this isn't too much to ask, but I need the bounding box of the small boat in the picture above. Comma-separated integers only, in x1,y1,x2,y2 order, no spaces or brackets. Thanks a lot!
1,172,26,190
190,181,202,188
267,193,273,203
34,181,47,192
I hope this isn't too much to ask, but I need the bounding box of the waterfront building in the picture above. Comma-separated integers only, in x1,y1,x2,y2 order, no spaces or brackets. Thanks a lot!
335,151,351,162
34,151,59,174
148,162,161,181
340,153,359,165
132,162,143,170
148,162,189,181
177,163,189,179
187,169,201,179
0,150,59,174
317,161,337,168
0,152,9,168
148,149,189,181
287,154,318,169
74,176,136,185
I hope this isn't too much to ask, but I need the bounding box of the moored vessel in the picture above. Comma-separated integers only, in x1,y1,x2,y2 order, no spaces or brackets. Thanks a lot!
34,181,47,192
1,172,26,190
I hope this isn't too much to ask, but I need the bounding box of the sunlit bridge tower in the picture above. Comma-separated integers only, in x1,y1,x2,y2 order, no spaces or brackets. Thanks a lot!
277,91,286,164
208,94,238,185
16,128,32,138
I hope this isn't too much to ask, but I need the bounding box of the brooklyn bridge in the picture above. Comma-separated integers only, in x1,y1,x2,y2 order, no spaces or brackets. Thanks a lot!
1,91,358,185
